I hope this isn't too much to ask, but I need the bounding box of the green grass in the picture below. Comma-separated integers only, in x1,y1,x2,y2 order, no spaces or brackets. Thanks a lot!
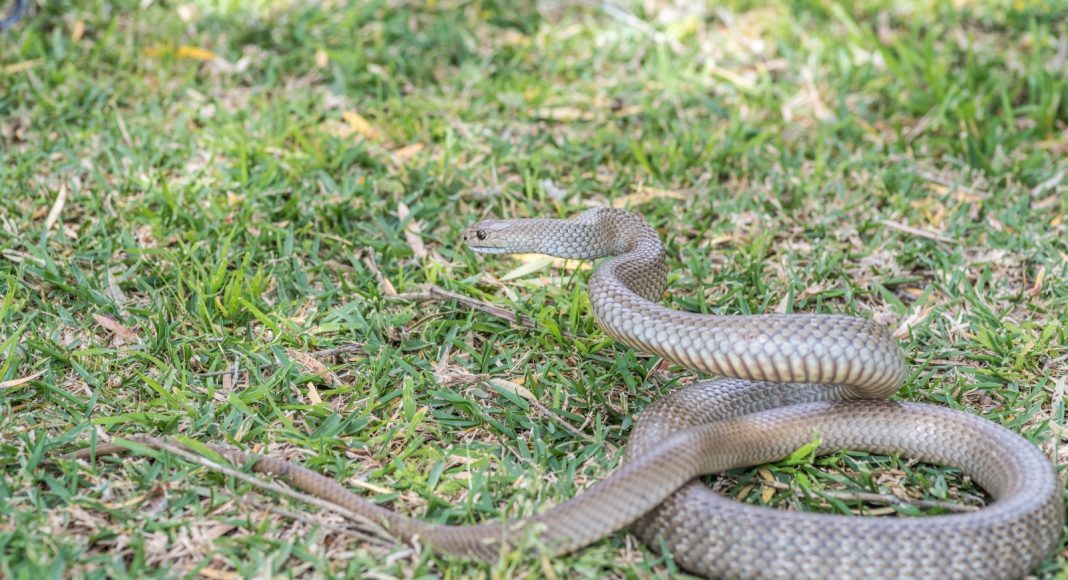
2,0,1066,577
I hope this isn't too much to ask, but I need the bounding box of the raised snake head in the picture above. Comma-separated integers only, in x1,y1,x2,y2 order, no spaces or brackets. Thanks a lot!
462,218,541,255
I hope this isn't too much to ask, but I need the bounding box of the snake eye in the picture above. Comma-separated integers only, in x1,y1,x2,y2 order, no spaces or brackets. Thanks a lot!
476,230,487,240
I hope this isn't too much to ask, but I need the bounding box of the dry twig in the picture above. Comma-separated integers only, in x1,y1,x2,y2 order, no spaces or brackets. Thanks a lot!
913,169,991,199
393,284,575,339
63,436,397,548
879,219,957,244
756,478,980,513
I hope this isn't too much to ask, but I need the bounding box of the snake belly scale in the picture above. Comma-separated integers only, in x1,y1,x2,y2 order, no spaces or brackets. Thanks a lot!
74,207,1062,578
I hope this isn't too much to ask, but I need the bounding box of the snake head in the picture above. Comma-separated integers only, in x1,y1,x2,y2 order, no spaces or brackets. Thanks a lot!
462,219,525,255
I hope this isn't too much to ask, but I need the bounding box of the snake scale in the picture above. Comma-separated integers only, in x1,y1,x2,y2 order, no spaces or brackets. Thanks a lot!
71,208,1061,578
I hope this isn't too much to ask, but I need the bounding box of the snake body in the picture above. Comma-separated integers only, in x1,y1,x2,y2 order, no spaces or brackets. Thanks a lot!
73,208,1062,577
456,207,1061,577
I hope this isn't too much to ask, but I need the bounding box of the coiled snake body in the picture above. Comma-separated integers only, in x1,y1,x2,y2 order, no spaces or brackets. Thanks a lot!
453,208,1061,578
74,208,1061,578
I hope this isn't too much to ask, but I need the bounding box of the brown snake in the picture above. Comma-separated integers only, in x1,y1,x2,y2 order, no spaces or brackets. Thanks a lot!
68,208,1062,578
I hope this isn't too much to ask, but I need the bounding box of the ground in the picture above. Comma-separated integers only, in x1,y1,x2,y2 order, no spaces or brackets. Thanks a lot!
1,0,1066,577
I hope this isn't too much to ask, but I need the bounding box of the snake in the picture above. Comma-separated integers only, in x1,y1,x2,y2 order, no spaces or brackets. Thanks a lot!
68,207,1062,578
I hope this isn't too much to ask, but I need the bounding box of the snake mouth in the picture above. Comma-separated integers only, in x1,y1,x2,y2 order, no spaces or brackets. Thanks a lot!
467,246,510,255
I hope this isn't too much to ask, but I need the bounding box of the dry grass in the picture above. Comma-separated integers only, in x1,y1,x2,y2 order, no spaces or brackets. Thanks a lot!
1,0,1066,577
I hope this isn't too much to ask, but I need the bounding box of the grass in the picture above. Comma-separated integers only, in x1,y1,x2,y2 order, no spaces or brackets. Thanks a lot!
1,0,1066,577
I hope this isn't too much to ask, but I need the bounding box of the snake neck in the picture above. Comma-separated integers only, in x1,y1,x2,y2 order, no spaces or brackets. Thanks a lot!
580,209,669,302
470,207,906,398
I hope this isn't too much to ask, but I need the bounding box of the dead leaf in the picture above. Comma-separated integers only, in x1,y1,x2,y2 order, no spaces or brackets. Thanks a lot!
592,97,641,116
1,249,44,265
1029,265,1046,296
392,143,424,164
106,270,128,308
92,314,139,342
2,60,41,74
760,485,775,503
306,382,322,404
314,49,330,69
541,178,568,201
342,111,383,141
773,283,823,314
44,184,68,231
502,255,555,281
533,106,595,122
367,63,390,79
175,45,216,61
176,4,197,21
145,45,217,61
71,20,85,43
103,493,149,510
198,568,241,580
0,370,46,389
500,29,530,46
539,553,560,580
396,202,427,259
433,363,485,388
737,483,754,499
773,294,789,314
362,254,397,296
612,185,687,208
757,467,776,503
1034,193,1062,211
488,378,536,401
502,254,591,281
286,349,340,386
202,522,238,541
879,219,956,244
894,304,933,340
1032,169,1064,196
707,64,757,91
703,234,736,248
349,478,393,495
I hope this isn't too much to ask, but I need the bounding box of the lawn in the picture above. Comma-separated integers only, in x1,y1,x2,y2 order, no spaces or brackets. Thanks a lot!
1,0,1066,577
